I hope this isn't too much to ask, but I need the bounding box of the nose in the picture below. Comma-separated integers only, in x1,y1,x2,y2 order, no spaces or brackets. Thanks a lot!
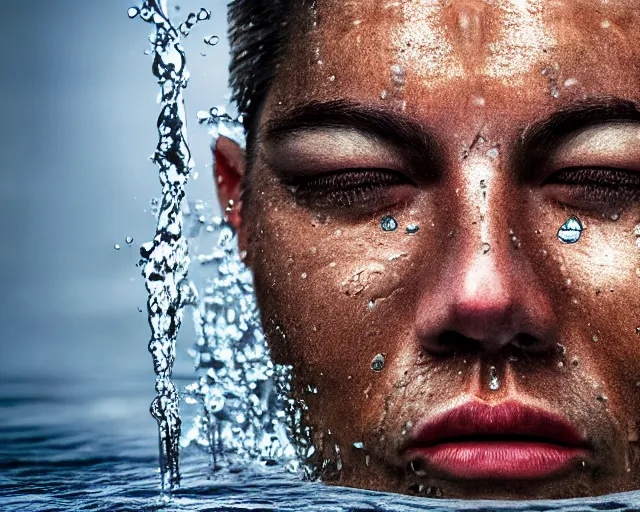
414,174,557,358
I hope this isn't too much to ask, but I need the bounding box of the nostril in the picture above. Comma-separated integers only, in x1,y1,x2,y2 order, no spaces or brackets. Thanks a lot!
425,331,481,356
512,333,549,354
422,331,550,357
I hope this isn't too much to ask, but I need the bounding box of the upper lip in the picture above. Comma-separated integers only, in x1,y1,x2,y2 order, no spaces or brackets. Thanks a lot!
406,400,587,450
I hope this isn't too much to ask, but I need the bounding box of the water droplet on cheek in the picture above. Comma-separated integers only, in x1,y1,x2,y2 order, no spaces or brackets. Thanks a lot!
406,223,419,234
370,354,385,372
380,216,398,232
557,216,583,244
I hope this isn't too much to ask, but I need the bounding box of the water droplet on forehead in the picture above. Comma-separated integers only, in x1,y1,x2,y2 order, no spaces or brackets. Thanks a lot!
557,216,583,244
380,216,398,232
371,354,385,372
391,64,406,86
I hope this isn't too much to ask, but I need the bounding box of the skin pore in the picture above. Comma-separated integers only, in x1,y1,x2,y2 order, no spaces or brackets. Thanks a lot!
215,0,640,500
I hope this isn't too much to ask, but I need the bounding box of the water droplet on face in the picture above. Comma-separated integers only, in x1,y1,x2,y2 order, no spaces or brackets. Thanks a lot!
380,90,388,100
592,335,599,343
125,236,134,245
610,212,620,221
381,216,398,232
127,7,140,18
557,216,583,244
601,19,611,29
368,299,376,310
301,272,307,279
410,460,428,477
353,441,364,449
406,223,419,234
114,243,121,250
204,35,219,46
488,366,500,391
486,147,499,159
482,243,491,254
371,354,385,372
636,327,640,335
391,64,406,86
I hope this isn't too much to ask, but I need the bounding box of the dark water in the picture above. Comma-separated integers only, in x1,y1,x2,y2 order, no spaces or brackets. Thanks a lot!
3,377,640,511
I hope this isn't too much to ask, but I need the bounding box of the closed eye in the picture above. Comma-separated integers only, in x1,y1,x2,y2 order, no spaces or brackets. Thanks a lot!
543,167,640,209
286,169,415,212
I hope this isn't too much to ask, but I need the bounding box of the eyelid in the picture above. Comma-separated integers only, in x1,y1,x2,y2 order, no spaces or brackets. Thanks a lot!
545,123,640,172
261,129,407,177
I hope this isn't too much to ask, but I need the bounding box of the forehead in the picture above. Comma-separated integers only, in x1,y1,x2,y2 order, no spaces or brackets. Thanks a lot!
265,0,640,129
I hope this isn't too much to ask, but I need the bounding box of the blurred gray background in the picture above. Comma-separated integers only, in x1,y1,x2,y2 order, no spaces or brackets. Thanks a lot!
0,0,230,382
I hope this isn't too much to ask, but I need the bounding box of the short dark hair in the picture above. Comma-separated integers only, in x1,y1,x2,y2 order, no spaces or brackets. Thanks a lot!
227,0,294,144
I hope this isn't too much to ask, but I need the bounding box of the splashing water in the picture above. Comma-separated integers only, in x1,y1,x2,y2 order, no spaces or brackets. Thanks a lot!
134,0,194,491
176,110,300,475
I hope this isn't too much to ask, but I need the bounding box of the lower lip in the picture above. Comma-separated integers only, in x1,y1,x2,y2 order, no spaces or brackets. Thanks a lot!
410,441,588,480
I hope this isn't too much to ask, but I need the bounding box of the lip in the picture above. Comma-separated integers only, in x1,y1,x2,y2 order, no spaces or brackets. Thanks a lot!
405,400,590,481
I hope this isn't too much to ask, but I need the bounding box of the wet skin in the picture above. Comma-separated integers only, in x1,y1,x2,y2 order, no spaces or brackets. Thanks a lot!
215,0,640,500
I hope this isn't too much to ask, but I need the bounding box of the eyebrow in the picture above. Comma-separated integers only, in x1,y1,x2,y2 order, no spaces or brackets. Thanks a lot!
519,97,640,153
259,97,640,170
261,99,436,155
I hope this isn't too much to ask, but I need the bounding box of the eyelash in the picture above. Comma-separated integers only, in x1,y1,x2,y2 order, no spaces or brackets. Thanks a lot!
288,169,410,209
544,167,640,205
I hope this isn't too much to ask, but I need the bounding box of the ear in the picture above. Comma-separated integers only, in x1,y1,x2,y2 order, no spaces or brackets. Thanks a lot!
212,135,249,254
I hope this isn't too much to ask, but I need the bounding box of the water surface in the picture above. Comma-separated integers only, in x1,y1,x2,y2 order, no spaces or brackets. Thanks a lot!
3,376,640,511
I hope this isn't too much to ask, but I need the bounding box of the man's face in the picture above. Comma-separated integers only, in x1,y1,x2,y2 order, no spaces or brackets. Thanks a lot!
237,0,640,499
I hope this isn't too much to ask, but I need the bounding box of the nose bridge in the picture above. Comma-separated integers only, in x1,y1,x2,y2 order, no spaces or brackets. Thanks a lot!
452,165,518,344
455,154,511,258
414,152,556,355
